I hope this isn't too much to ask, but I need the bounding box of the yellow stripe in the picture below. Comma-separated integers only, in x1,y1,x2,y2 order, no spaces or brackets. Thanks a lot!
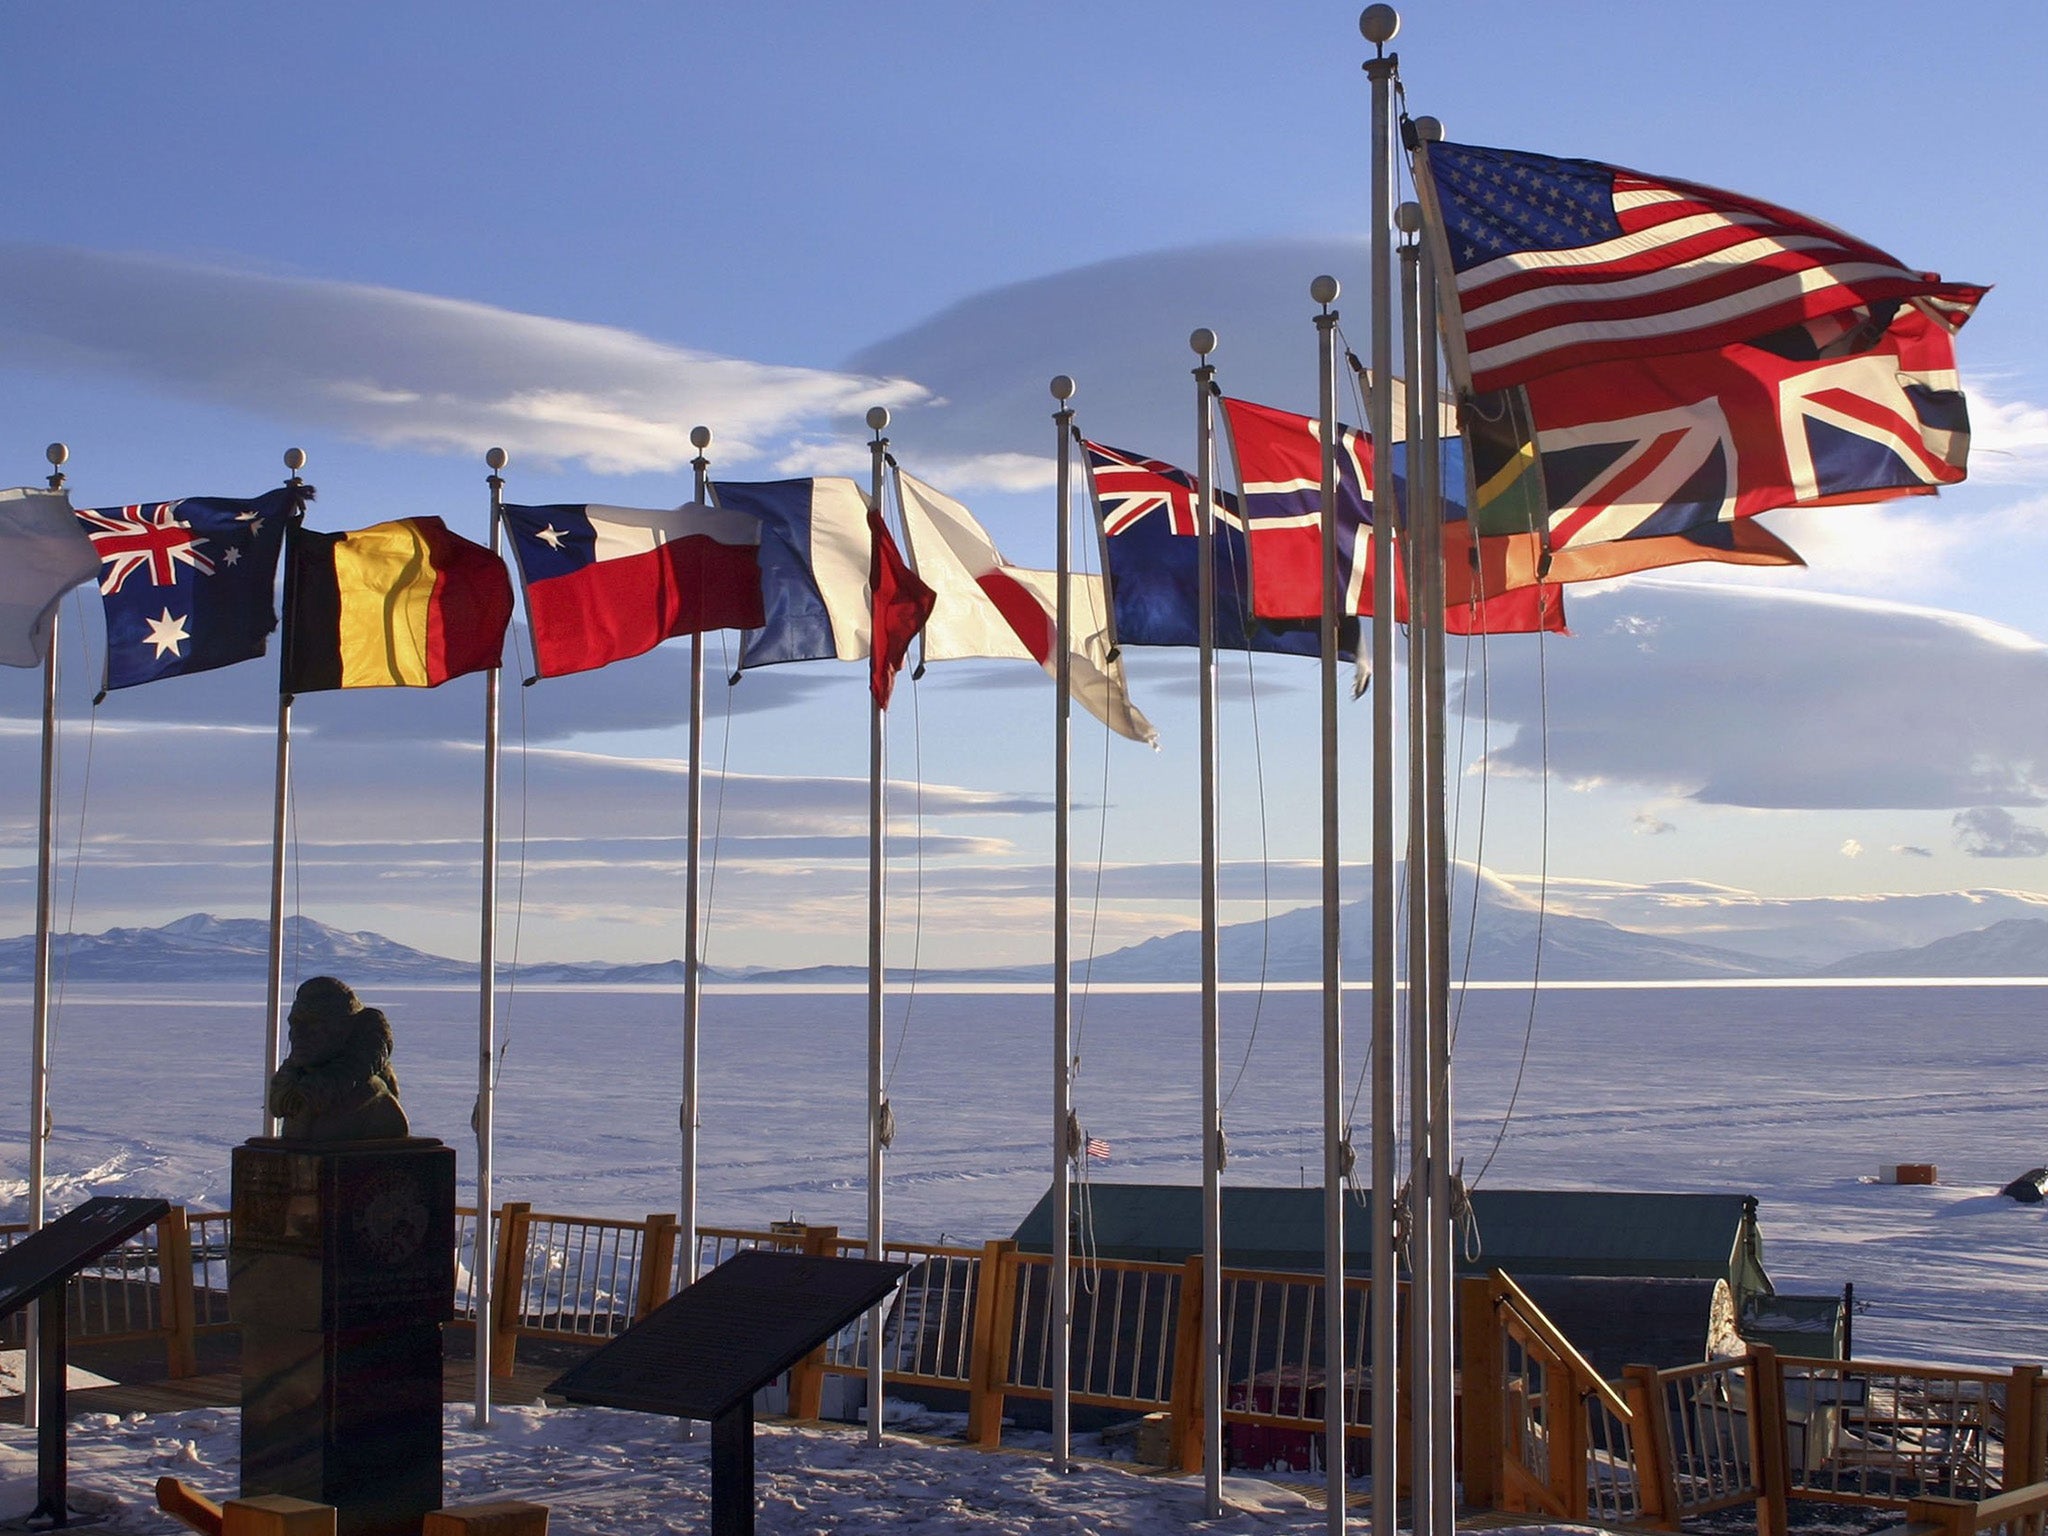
1476,438,1538,512
333,520,438,687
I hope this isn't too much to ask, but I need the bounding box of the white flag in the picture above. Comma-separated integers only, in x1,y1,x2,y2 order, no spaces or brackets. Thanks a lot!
893,468,1157,747
0,488,95,668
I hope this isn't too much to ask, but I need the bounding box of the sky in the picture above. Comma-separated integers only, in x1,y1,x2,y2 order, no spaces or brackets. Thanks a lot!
2,2,2047,970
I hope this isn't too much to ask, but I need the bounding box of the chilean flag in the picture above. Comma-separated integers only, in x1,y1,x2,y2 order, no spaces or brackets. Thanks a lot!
502,502,764,679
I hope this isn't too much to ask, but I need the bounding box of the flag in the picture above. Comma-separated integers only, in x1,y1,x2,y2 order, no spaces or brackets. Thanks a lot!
283,517,512,692
502,501,764,679
1084,1136,1111,1161
868,505,935,707
1219,397,1565,636
893,467,1157,745
1464,301,1966,574
1416,137,1986,394
1081,441,1351,659
76,487,298,693
0,488,96,668
714,477,934,706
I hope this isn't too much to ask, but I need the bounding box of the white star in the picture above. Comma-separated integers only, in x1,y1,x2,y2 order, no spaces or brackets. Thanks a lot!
143,608,190,659
536,524,567,550
246,516,266,538
220,546,242,567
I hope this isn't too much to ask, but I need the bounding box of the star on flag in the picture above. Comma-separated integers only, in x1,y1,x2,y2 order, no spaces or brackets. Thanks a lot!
143,609,190,659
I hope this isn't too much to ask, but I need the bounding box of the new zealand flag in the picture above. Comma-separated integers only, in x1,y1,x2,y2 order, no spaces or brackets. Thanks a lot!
76,486,302,693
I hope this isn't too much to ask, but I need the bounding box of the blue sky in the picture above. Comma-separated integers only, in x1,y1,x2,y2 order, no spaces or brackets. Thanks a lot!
2,2,2046,969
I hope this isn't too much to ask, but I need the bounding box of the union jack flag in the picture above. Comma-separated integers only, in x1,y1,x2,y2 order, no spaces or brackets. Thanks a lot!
76,488,300,693
1417,138,1986,394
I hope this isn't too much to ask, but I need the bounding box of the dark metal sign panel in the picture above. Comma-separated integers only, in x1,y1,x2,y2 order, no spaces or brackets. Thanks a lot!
548,1250,910,1421
0,1196,170,1319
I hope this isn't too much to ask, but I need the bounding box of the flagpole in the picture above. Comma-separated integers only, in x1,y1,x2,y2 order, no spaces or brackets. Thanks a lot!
474,446,508,1430
1359,11,1402,1536
24,441,69,1433
1049,374,1076,1474
1190,325,1224,1519
1399,212,1436,1536
264,446,307,1139
865,403,890,1450
682,425,713,1302
1310,278,1349,1531
1415,178,1459,1536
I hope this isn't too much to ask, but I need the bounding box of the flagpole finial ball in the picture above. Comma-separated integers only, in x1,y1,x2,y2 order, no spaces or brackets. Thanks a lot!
1050,375,1076,402
284,448,307,473
865,406,891,433
1412,115,1444,142
690,426,712,450
1396,201,1424,234
44,443,67,468
1310,275,1341,306
1189,328,1218,357
1359,5,1399,45
485,447,508,471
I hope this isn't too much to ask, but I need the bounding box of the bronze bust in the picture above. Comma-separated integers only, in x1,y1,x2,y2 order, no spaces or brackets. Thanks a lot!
268,976,410,1141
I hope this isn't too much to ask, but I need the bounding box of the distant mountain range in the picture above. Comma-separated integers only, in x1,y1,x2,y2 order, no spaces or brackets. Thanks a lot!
10,899,2048,987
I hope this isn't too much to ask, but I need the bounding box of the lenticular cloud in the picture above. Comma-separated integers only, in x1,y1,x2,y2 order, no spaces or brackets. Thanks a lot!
0,243,924,474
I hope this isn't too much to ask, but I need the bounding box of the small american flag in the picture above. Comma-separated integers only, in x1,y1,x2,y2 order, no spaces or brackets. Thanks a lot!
1418,139,1984,395
1085,1137,1112,1161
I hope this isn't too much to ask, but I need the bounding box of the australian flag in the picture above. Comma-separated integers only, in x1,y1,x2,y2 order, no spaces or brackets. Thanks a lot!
1081,440,1351,660
76,487,301,693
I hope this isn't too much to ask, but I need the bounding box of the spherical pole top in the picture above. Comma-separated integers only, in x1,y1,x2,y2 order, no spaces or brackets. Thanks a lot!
484,446,508,471
1310,275,1341,307
44,443,68,468
1412,114,1444,142
1359,4,1400,45
1189,327,1218,358
689,425,712,451
865,405,891,434
1396,201,1424,235
1049,374,1076,402
284,448,307,473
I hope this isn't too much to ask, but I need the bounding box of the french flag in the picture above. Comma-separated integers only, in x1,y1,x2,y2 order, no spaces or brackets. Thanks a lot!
502,502,764,679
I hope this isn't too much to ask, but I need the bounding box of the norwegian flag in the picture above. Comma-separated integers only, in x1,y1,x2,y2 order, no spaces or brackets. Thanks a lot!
1220,398,1565,637
76,487,298,693
1417,138,1986,394
1081,440,1344,659
1467,300,1972,561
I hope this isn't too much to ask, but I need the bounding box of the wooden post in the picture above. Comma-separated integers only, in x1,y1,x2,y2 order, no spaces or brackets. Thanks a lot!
222,1495,336,1536
972,1243,1023,1450
159,1206,199,1379
422,1500,551,1536
1624,1364,1681,1531
1905,1495,1978,1536
1548,1349,1590,1519
636,1214,680,1320
489,1201,531,1378
965,1239,1017,1446
784,1225,840,1420
1747,1346,1792,1536
1457,1275,1504,1512
157,1475,224,1536
1167,1254,1206,1474
2007,1364,2044,1491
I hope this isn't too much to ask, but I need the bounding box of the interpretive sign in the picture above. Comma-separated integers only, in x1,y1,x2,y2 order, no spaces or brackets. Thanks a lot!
549,1250,910,1536
0,1196,171,1528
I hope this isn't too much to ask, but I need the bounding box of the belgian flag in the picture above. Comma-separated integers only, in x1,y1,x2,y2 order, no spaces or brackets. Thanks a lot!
284,517,512,692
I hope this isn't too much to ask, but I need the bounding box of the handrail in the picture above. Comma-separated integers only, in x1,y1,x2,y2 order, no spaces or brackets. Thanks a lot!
1493,1267,1636,1422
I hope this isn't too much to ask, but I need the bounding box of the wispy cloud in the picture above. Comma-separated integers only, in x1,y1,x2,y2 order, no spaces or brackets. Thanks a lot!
0,244,926,475
1953,806,2048,858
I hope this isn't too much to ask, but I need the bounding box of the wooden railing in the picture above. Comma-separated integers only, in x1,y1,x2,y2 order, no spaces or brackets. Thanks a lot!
1881,1479,2048,1536
0,1210,204,1378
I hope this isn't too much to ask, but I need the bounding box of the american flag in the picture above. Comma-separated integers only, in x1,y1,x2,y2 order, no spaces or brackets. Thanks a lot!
1418,139,1985,395
1084,1137,1111,1161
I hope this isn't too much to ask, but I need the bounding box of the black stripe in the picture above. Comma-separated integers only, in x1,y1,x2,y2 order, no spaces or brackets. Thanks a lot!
282,526,345,693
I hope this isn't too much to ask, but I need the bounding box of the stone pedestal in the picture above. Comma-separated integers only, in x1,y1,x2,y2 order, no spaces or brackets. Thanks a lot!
231,1138,455,1536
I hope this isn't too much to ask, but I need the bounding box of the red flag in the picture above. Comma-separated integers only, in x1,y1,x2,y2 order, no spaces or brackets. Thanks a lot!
868,507,934,707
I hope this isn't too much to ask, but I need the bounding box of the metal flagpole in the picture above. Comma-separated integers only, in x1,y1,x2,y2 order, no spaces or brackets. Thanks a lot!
476,446,509,1429
865,403,891,1449
25,441,70,1432
1050,374,1077,1473
264,446,308,1139
1399,215,1435,1536
1190,325,1224,1519
1416,194,1459,1536
1311,278,1348,1533
683,424,712,1293
1359,10,1402,1536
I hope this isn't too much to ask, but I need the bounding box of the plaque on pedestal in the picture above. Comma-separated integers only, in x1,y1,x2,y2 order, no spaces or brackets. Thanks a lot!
230,1138,454,1536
